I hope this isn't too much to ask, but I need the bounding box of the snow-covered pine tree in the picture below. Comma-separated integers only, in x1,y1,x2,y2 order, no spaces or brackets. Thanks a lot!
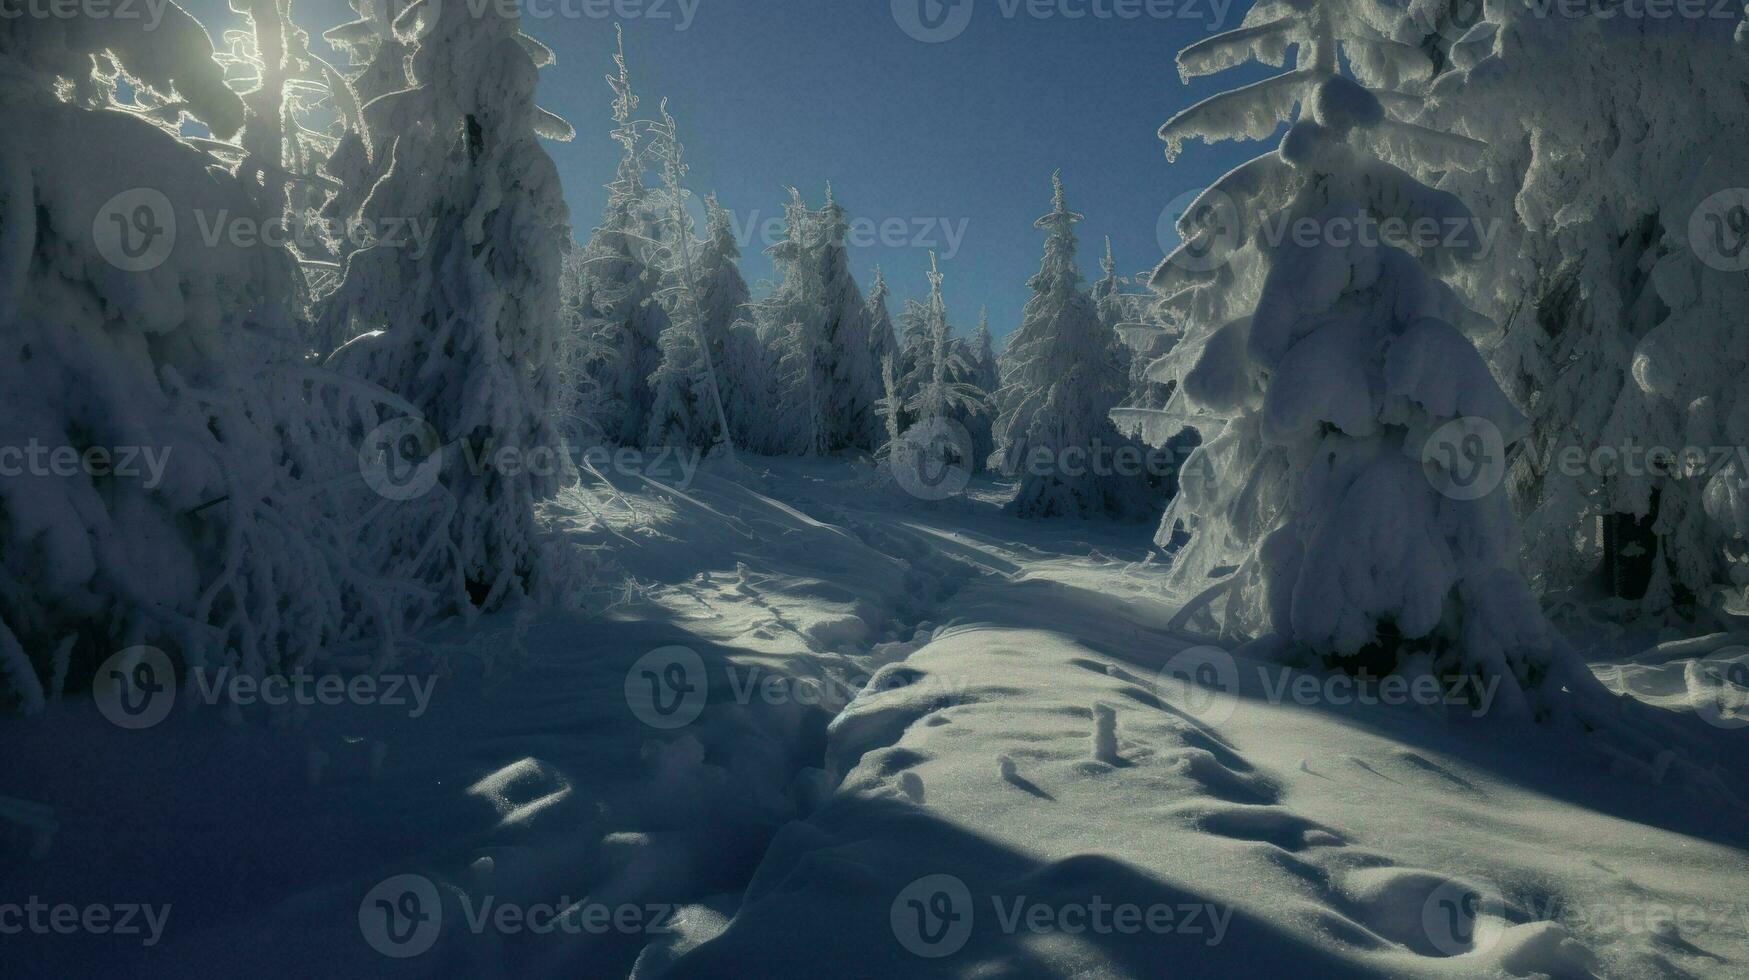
757,187,882,455
211,0,371,350
312,0,433,351
964,307,1000,470
969,307,1001,393
894,294,933,406
693,195,766,447
643,102,733,454
1092,237,1174,419
0,4,432,708
574,26,669,447
1147,1,1623,725
876,354,905,462
866,265,902,406
813,185,883,451
1091,238,1126,326
555,240,612,447
760,189,830,456
993,173,1149,519
905,253,985,431
322,0,571,610
1415,8,1749,620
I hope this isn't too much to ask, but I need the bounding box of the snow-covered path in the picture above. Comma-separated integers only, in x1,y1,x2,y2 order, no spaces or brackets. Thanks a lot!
6,458,1748,979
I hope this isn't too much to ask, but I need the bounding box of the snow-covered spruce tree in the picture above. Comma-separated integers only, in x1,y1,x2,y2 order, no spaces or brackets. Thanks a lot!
555,240,612,447
322,0,572,610
313,0,426,330
1091,237,1169,414
573,26,669,447
866,265,902,414
1411,9,1749,620
876,354,905,462
963,307,1000,471
214,0,373,349
813,185,883,451
0,5,415,708
1095,238,1199,507
757,187,882,455
893,294,933,404
693,195,766,448
642,103,733,454
993,173,1151,519
905,253,986,438
759,190,829,455
1091,237,1138,380
1147,1,1649,728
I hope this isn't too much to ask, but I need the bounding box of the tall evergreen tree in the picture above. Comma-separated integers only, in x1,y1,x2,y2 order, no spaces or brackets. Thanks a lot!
867,266,901,403
963,307,1000,471
576,26,669,446
761,190,829,455
758,187,883,454
324,0,571,609
1144,1,1645,730
694,195,766,449
643,104,733,453
814,185,883,451
993,173,1146,518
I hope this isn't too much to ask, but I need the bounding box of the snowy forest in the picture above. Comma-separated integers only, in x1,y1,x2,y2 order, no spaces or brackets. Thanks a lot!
4,1,1749,977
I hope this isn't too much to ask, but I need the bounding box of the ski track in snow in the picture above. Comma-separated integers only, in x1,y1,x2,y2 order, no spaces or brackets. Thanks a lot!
5,458,1748,979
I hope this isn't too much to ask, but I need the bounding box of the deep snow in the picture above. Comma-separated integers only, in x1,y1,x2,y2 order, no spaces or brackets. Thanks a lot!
4,456,1748,979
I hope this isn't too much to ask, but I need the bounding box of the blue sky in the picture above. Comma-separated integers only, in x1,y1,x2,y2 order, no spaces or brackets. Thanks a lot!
184,0,1267,338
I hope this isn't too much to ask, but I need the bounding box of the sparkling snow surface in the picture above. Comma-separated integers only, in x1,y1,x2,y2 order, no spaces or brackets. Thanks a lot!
6,457,1747,979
